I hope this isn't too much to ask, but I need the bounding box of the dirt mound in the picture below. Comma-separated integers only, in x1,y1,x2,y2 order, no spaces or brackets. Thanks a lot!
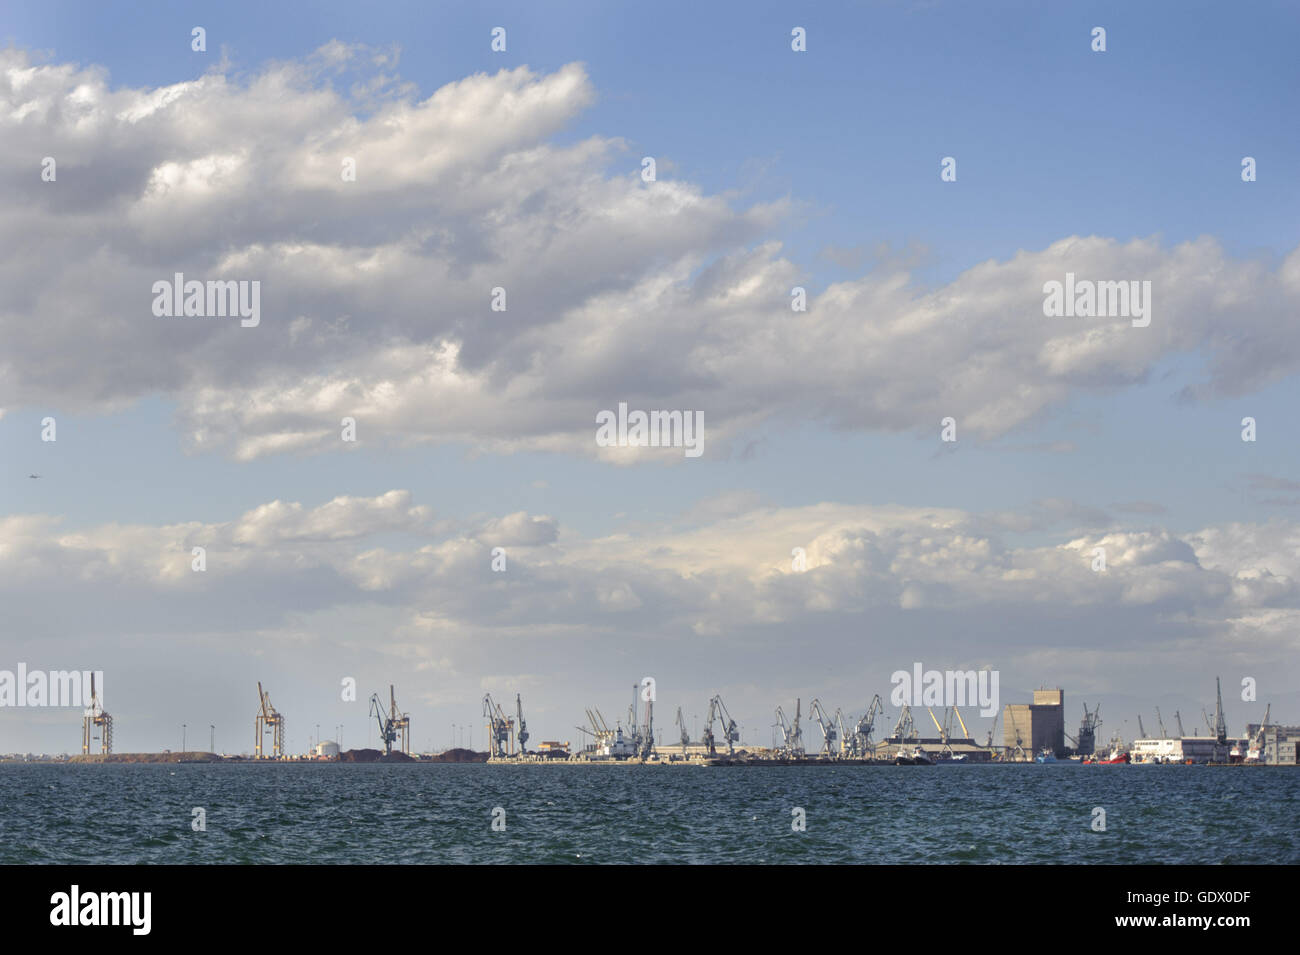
338,749,415,762
429,748,488,763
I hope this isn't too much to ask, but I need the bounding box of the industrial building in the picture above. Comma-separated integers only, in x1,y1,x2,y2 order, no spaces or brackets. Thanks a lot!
1130,737,1227,764
1002,688,1065,760
1244,723,1300,765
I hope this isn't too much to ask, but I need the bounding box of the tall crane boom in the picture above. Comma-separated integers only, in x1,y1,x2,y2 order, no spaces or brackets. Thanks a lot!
515,694,529,755
482,693,514,758
1213,676,1228,745
808,699,837,757
855,695,884,756
708,695,740,755
369,692,397,756
81,671,112,755
952,706,971,740
388,685,410,755
254,681,284,759
773,705,802,758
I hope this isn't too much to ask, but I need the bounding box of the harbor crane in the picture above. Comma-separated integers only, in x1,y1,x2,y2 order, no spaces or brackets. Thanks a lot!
1065,703,1101,756
583,707,613,751
927,706,954,756
854,695,884,755
1137,714,1147,740
1203,708,1214,736
790,699,804,756
369,692,398,756
638,690,655,760
675,707,690,756
254,681,284,759
890,704,917,742
1005,707,1026,761
952,706,972,741
705,695,740,756
1250,703,1271,759
483,693,514,758
515,694,529,756
1174,711,1185,738
984,709,1000,752
773,706,791,757
834,709,851,757
1156,707,1168,739
809,699,838,758
81,672,112,755
388,685,410,754
1213,676,1228,745
627,688,641,755
774,703,805,758
575,707,613,751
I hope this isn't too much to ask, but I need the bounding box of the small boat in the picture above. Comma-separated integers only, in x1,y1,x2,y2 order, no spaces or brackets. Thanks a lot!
1035,748,1057,763
894,751,915,766
1098,751,1130,764
911,747,935,766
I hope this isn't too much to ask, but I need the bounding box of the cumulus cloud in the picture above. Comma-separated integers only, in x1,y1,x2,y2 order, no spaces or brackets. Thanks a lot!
3,492,1295,662
5,46,1300,463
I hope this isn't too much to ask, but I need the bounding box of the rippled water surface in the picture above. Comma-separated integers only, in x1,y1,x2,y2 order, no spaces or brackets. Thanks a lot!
1,763,1295,864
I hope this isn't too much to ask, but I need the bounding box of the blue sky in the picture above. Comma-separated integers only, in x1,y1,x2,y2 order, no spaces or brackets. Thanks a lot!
1,1,1297,753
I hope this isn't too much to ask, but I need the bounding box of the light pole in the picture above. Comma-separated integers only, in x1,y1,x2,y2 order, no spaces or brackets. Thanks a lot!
210,724,214,754
182,723,186,754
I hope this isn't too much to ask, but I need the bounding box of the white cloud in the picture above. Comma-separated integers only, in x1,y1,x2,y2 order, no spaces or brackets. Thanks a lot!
6,46,1299,463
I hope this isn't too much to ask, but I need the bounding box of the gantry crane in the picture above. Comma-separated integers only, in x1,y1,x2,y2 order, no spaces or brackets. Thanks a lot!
1137,714,1147,739
1065,703,1101,756
773,706,791,757
808,698,837,758
1173,710,1184,738
790,699,804,756
855,695,884,756
1005,707,1026,761
1156,707,1168,739
890,704,917,742
773,704,804,758
1213,676,1228,745
369,692,398,756
984,708,1000,752
626,689,640,755
515,694,529,756
81,672,112,755
834,709,850,757
638,690,655,760
708,695,740,756
1251,703,1271,760
675,706,690,756
483,693,514,757
254,681,284,759
389,685,410,754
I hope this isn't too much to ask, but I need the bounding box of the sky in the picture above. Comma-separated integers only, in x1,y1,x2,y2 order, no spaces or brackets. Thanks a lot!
1,0,1298,754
